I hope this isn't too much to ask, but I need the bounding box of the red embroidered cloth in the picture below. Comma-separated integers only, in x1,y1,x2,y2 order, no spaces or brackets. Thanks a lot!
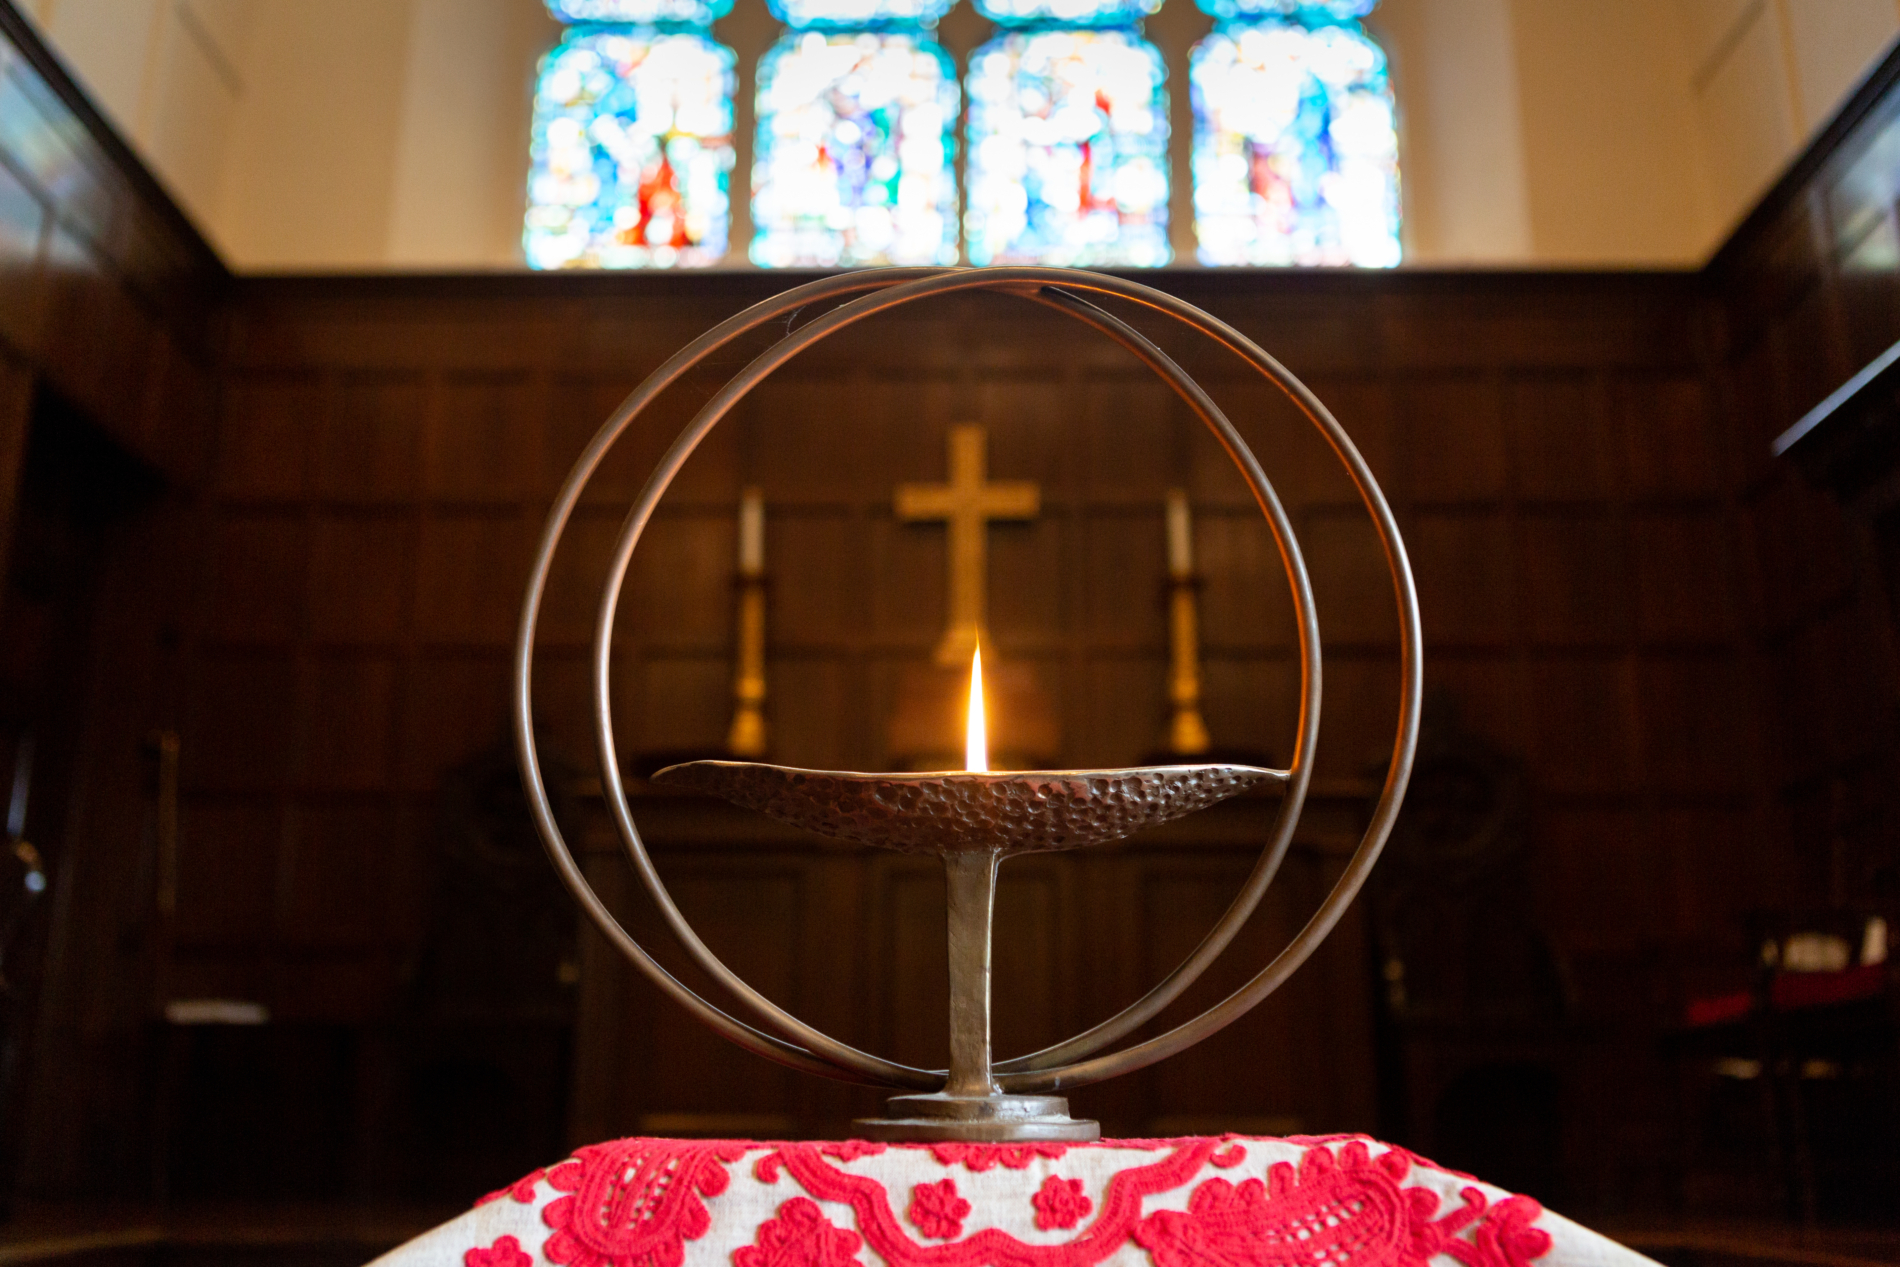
371,1136,1654,1267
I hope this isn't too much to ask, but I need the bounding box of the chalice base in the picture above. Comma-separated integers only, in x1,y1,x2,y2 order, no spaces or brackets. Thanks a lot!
855,1093,1100,1142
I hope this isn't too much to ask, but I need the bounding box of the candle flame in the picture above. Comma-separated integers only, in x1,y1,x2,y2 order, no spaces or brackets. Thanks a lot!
965,644,988,773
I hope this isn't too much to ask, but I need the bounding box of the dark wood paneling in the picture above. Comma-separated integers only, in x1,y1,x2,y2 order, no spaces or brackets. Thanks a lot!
0,5,226,1204
1708,38,1900,922
179,265,1754,1190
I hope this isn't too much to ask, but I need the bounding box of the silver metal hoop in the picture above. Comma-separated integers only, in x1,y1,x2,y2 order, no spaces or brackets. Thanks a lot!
513,266,1420,1096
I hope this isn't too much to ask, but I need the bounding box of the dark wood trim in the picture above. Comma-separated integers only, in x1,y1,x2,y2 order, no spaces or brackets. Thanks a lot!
227,265,1705,306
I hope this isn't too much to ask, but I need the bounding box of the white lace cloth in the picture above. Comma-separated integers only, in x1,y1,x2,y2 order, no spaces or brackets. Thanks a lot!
369,1135,1656,1267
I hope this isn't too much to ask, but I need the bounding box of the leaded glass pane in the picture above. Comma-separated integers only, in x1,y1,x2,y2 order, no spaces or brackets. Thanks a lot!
965,29,1170,267
524,31,736,269
1191,0,1375,22
973,0,1160,29
767,0,954,30
751,32,959,267
545,0,735,27
1191,21,1399,266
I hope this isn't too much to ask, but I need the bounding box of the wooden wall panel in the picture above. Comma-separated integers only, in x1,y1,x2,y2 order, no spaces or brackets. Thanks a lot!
310,513,409,643
1404,377,1509,502
208,513,305,642
216,376,318,500
174,800,279,948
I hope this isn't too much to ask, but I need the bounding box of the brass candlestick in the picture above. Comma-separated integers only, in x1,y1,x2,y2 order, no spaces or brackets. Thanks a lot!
653,760,1283,1139
1166,490,1211,756
726,488,768,757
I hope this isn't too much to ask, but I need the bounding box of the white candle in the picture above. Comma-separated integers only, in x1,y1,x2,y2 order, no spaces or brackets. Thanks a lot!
739,487,764,575
1166,489,1192,578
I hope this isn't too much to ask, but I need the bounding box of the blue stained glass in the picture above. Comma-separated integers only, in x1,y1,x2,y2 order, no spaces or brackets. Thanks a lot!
973,0,1160,28
768,0,954,30
545,0,735,25
1192,0,1375,21
1191,20,1399,266
751,32,959,267
965,29,1170,267
524,31,737,269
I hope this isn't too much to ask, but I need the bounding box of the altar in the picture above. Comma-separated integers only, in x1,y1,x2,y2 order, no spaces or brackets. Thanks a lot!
570,778,1380,1143
419,266,1666,1267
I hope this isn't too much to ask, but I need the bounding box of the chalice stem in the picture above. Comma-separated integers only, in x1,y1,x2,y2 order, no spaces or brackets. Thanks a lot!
943,850,1000,1097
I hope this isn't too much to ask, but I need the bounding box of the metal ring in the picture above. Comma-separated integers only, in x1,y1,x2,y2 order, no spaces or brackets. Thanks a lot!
517,266,1419,1096
514,271,948,1086
585,267,1320,1087
988,273,1421,1094
992,287,1315,1073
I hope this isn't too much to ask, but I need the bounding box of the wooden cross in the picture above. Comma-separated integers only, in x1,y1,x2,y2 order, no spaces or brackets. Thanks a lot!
896,424,1040,666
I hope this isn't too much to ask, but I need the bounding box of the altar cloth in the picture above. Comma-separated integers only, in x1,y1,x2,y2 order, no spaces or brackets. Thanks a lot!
368,1135,1656,1267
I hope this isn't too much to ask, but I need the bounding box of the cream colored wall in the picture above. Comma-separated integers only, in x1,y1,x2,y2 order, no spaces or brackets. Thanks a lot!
214,1,416,268
19,0,1900,268
23,0,260,241
1376,0,1534,263
1681,0,1900,243
23,0,554,269
1386,0,1899,266
1385,0,1898,263
385,0,556,268
1507,0,1717,264
214,0,555,269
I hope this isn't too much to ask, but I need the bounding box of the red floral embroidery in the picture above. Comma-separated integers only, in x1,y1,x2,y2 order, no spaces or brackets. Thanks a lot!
1462,1194,1551,1267
1132,1141,1549,1267
776,1137,1218,1267
541,1138,749,1267
908,1178,971,1240
758,1142,883,1185
479,1168,548,1207
508,1136,1548,1267
466,1235,534,1267
929,1143,1070,1172
735,1198,863,1267
1210,1144,1246,1168
1031,1176,1092,1231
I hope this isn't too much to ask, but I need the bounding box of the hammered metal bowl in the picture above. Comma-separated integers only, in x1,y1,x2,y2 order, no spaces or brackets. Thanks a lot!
651,760,1287,856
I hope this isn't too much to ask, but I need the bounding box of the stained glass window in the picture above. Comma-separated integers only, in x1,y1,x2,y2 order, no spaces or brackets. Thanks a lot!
1190,19,1399,266
546,0,734,25
1192,0,1373,21
965,28,1170,267
768,0,952,29
524,30,737,269
750,32,958,267
973,0,1160,28
524,0,1403,269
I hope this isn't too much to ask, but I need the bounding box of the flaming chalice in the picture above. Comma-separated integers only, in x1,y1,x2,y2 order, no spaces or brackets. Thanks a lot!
654,648,1285,1139
514,268,1421,1142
